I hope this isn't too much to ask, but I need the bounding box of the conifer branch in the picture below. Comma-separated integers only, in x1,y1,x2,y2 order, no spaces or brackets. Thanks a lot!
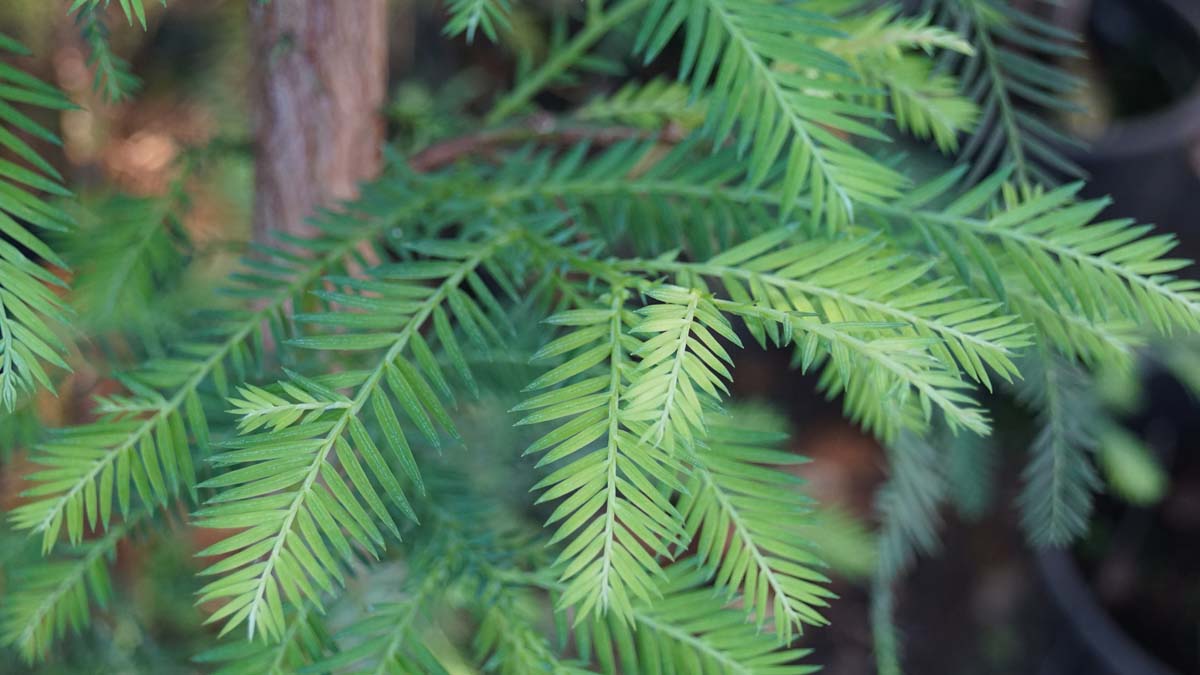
198,231,517,639
1,510,149,661
11,194,437,551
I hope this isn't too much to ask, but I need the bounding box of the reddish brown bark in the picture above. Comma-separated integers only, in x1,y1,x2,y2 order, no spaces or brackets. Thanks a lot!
249,0,388,244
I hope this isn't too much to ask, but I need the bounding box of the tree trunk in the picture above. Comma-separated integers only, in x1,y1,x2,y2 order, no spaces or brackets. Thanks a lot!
249,0,388,245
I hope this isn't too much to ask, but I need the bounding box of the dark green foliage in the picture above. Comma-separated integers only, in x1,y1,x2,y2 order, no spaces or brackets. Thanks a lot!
0,35,75,411
945,432,995,520
68,0,164,101
1015,352,1103,546
69,0,164,30
567,564,820,675
68,192,191,348
680,425,834,643
931,0,1086,185
870,432,948,674
74,6,141,102
0,1,1194,673
194,606,333,675
637,0,905,229
445,0,513,44
875,432,947,582
1,518,129,662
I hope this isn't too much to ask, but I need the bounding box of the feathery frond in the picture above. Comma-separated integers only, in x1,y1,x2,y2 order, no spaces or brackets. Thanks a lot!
884,168,1200,351
828,7,978,152
476,600,586,675
932,0,1085,185
69,0,164,30
568,564,819,674
870,430,948,675
10,410,198,552
1004,283,1140,368
945,431,995,520
310,579,447,675
876,56,979,153
490,143,1178,381
0,395,42,462
444,0,513,44
620,229,1022,437
7,246,296,550
227,381,352,434
631,228,1027,388
626,285,738,454
830,5,972,56
576,79,706,131
482,139,777,259
875,431,947,581
195,605,333,675
69,193,189,341
516,287,685,623
315,477,541,675
1015,352,1101,546
488,142,1173,375
679,424,833,643
636,0,906,228
0,518,128,662
0,35,75,411
7,2,1198,671
10,169,444,552
197,232,516,640
74,6,141,102
528,226,1000,439
489,142,1194,369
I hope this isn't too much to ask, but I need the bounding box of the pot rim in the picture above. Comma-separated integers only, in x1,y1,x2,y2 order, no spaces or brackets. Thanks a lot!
1056,0,1200,158
1035,548,1181,675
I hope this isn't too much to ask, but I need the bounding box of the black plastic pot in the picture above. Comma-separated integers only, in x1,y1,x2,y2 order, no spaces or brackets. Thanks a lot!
1055,0,1200,259
1030,366,1200,675
1030,5,1200,671
1035,548,1180,675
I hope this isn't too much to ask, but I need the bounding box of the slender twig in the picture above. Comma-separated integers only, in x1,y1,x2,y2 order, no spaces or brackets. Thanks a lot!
484,0,650,125
409,115,677,172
